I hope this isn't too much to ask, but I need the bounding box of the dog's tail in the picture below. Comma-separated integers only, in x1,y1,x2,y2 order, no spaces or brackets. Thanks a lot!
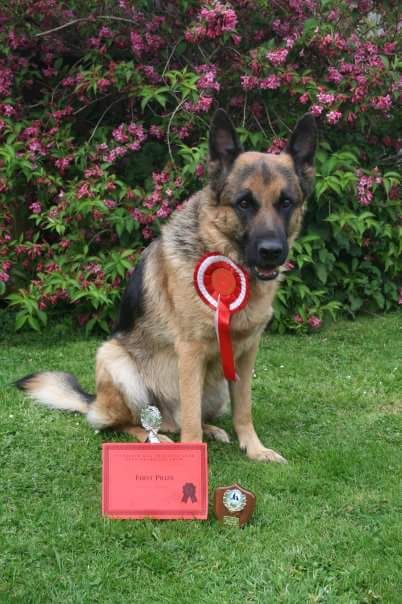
15,371,95,414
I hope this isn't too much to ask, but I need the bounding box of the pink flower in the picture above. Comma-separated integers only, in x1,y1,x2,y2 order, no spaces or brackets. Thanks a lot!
156,204,172,219
130,208,147,224
27,139,46,155
187,3,238,43
128,123,145,138
310,104,323,117
84,165,103,178
142,226,154,240
0,68,13,97
62,76,75,87
195,164,205,178
152,171,169,185
356,169,382,206
149,125,164,139
76,182,92,199
97,78,111,91
326,111,342,125
299,93,309,104
259,75,281,90
144,33,164,52
283,261,295,271
184,96,213,113
104,146,128,162
99,26,113,39
113,124,128,143
327,67,343,84
293,314,304,324
0,271,9,282
266,138,286,154
371,95,392,113
55,157,73,173
130,32,144,56
196,64,220,92
104,199,117,209
317,92,335,105
29,201,42,214
1,104,16,117
42,67,57,78
175,125,191,140
266,48,288,66
398,288,402,305
142,65,161,84
308,316,322,329
383,42,396,55
240,75,258,91
52,106,73,121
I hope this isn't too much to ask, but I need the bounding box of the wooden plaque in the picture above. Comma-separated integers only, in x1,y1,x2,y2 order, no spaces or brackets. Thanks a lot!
214,483,256,527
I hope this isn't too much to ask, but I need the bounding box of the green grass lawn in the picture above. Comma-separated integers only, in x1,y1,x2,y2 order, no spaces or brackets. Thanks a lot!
1,313,401,603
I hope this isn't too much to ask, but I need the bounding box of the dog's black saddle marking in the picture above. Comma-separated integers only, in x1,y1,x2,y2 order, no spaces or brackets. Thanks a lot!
113,255,145,334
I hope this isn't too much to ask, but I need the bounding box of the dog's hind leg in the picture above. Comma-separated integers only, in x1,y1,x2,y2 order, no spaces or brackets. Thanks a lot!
89,339,173,441
87,379,173,442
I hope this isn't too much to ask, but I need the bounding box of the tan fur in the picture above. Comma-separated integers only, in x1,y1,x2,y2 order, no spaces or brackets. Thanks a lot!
19,372,90,414
17,114,315,462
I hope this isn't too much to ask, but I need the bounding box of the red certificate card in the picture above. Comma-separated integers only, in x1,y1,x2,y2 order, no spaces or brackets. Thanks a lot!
102,443,208,520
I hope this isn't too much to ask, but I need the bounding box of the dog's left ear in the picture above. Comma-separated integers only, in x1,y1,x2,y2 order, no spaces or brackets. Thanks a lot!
284,113,317,197
209,109,243,194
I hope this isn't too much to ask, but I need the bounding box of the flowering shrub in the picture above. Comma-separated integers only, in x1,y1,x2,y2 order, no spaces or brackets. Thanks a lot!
0,0,400,333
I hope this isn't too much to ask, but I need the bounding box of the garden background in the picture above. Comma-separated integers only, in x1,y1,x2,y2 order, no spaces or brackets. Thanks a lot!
1,3,402,602
0,0,400,334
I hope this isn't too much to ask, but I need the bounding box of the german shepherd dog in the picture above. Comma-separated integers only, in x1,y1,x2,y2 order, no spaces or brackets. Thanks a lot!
16,110,317,463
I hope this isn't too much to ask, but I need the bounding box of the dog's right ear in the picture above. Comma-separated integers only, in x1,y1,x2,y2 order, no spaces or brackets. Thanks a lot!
208,109,242,194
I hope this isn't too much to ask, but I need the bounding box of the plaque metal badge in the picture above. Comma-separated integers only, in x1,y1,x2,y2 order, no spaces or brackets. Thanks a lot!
214,483,256,527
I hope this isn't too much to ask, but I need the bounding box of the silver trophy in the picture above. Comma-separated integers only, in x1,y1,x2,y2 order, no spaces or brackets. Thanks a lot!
140,405,162,443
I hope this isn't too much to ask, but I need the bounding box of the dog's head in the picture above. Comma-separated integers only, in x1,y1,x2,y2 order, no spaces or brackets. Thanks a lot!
208,109,317,280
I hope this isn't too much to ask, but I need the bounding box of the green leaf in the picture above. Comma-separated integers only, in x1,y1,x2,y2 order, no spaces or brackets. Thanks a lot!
28,315,40,331
316,264,327,284
15,312,28,331
349,295,363,311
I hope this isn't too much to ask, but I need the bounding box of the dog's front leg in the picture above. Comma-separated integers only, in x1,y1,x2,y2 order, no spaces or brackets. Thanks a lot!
230,340,287,463
176,340,206,442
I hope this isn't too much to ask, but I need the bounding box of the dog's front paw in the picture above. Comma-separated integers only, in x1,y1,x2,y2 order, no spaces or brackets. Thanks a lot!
247,447,288,464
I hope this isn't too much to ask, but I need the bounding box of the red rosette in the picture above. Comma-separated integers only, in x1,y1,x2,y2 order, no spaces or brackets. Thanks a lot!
194,253,250,381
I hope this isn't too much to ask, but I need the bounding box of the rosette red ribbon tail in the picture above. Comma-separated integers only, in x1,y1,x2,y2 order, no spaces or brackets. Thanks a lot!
215,297,237,381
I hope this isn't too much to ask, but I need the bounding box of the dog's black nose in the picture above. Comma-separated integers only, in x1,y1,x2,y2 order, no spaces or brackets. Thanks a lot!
257,240,284,265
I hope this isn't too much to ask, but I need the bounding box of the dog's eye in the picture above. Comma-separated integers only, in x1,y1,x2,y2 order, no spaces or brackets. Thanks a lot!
280,198,293,209
238,198,251,209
